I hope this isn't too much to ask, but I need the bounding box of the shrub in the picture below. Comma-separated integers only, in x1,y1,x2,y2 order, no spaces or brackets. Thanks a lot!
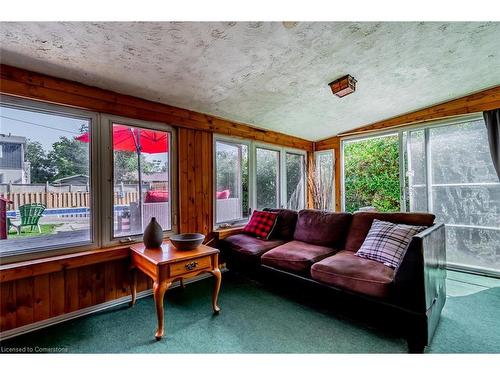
344,135,400,213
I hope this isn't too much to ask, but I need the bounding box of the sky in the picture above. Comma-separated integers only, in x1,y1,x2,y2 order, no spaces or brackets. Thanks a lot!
0,105,167,165
0,105,87,150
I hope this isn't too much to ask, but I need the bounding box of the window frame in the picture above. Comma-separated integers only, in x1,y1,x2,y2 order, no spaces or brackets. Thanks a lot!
0,96,100,261
340,130,400,212
99,114,178,248
314,150,336,211
340,112,499,276
254,143,282,211
284,150,307,210
213,135,253,227
405,114,500,276
0,97,178,263
213,135,307,229
341,113,484,211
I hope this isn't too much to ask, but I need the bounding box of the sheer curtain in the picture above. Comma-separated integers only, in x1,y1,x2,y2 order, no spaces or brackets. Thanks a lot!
483,108,500,180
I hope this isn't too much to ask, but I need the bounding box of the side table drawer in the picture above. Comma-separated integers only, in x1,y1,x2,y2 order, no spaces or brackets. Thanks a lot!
169,255,212,277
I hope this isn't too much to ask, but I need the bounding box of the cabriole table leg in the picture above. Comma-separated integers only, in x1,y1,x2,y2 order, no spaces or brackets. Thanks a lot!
153,280,172,340
211,268,222,313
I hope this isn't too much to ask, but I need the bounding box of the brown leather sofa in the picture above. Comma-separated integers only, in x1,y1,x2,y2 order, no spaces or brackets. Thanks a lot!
219,208,446,353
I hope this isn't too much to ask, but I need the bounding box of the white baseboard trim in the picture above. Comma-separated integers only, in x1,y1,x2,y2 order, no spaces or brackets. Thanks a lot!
0,272,217,341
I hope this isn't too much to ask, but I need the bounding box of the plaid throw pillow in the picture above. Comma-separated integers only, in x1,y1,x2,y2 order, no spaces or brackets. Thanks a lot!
243,210,279,240
356,219,426,268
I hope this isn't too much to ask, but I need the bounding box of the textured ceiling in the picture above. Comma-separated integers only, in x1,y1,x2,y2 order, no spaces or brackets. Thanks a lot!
1,22,499,141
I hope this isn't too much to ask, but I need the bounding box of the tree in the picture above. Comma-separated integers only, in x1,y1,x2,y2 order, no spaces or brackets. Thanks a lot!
25,140,56,183
113,151,158,183
256,149,279,209
344,135,400,213
48,136,89,180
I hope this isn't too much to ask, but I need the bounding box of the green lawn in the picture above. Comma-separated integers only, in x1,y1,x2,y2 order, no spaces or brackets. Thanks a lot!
8,223,62,238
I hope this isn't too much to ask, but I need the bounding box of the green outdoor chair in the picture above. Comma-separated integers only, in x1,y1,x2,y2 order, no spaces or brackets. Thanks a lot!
8,203,46,234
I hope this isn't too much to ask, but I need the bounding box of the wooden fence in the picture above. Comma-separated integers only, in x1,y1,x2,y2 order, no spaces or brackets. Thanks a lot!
1,191,140,210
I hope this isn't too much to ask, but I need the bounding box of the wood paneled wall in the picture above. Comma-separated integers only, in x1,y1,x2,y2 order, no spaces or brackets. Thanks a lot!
0,65,310,335
0,258,151,331
178,128,214,235
0,127,216,334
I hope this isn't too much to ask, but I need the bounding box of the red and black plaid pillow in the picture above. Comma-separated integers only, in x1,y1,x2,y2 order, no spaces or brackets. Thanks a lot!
243,210,279,240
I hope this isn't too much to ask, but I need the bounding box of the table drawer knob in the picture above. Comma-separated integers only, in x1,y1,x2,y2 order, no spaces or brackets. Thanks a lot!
185,261,198,271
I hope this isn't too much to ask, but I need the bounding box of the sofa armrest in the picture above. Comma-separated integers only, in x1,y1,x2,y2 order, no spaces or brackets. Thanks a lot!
393,223,446,313
394,223,447,346
414,223,447,307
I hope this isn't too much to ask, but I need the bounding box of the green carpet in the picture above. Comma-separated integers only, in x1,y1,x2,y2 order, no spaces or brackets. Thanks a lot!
1,271,499,353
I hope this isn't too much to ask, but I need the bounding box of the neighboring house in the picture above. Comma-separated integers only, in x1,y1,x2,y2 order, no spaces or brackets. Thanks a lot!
0,134,30,184
52,174,89,185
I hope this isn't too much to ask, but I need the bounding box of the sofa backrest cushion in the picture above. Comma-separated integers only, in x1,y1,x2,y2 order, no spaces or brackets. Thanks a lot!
293,209,353,247
345,212,435,252
264,208,298,241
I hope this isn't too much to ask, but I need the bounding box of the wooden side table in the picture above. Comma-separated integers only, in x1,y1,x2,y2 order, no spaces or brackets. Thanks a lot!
129,241,221,340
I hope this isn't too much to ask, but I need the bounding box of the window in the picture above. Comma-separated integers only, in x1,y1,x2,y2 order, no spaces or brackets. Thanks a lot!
286,152,305,210
406,129,427,212
342,133,401,213
313,151,335,211
214,136,306,227
0,98,177,259
256,147,280,210
341,115,500,275
111,122,172,238
0,100,94,256
405,118,500,274
214,140,249,224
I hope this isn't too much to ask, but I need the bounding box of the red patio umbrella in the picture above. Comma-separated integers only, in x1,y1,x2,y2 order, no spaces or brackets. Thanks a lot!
75,124,169,153
76,124,169,230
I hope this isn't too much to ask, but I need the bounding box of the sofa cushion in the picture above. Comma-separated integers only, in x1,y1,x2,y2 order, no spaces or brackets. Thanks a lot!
243,210,278,240
261,240,338,274
221,234,285,257
356,219,426,268
311,251,395,299
293,210,352,247
344,212,435,252
264,208,298,240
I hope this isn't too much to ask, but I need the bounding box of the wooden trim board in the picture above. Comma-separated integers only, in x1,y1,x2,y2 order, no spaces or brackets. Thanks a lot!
0,247,129,283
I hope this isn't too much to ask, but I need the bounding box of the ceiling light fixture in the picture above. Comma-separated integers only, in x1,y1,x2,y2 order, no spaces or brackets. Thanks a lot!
329,75,357,98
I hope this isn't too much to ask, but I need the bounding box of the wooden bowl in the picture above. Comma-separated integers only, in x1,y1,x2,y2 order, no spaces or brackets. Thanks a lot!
170,233,205,250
